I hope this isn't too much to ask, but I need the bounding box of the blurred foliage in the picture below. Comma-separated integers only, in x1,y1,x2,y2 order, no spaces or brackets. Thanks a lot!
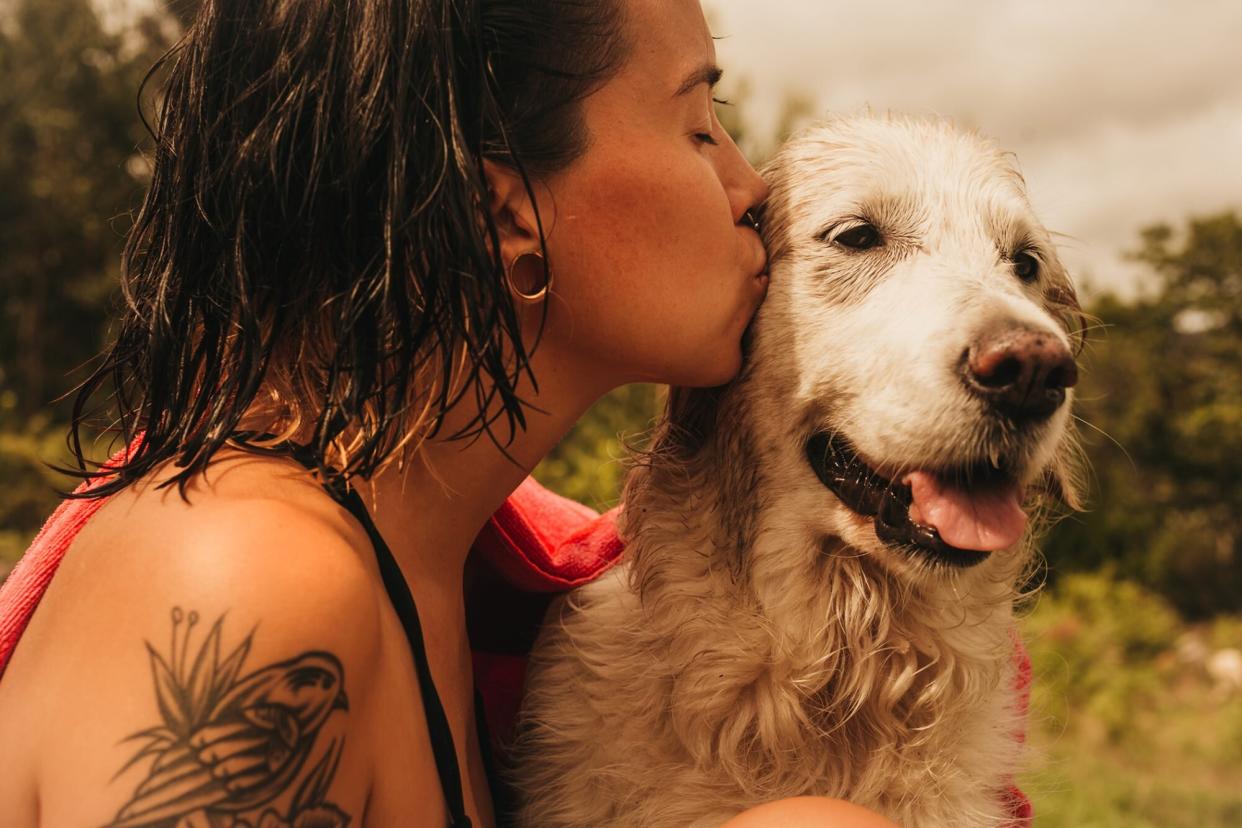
1019,572,1242,826
532,383,661,513
714,78,818,166
1041,211,1242,619
1021,571,1182,745
0,0,173,422
0,403,66,577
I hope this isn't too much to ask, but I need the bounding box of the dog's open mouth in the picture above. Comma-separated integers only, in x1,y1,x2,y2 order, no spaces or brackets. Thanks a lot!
805,433,1027,568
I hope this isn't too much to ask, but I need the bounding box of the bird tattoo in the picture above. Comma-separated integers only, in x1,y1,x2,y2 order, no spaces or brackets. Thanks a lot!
106,607,352,828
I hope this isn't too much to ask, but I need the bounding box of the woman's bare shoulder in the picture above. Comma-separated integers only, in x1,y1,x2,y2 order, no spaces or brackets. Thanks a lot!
3,452,388,827
63,448,381,603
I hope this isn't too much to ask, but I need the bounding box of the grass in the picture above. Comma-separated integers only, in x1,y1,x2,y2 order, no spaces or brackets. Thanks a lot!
1018,573,1242,826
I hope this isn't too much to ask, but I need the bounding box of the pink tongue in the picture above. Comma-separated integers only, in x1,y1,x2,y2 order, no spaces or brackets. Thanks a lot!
903,472,1027,552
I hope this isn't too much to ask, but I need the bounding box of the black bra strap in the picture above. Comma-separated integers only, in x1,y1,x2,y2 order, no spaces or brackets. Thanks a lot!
231,433,473,827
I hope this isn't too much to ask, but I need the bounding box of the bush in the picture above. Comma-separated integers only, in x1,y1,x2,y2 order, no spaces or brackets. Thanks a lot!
1022,571,1181,744
1020,573,1242,826
532,384,661,512
0,402,80,576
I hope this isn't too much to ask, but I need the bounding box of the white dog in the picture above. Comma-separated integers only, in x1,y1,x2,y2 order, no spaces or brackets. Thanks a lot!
507,114,1084,828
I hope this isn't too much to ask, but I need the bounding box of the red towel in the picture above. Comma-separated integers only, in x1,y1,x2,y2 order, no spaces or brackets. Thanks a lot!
0,441,1030,824
0,435,143,676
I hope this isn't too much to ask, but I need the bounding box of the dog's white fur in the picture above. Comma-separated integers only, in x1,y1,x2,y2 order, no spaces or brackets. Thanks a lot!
508,114,1083,828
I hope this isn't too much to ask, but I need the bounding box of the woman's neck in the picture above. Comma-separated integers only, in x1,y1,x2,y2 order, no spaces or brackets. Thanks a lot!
353,348,607,607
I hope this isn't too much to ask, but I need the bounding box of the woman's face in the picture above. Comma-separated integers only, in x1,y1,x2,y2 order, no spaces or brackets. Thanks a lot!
524,0,769,395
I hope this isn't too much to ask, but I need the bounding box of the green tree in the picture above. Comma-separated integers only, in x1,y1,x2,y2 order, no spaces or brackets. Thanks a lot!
0,0,172,419
533,384,661,512
1043,212,1242,618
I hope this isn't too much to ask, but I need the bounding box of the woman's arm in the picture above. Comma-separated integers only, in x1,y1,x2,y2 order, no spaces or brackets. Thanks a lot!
723,797,901,828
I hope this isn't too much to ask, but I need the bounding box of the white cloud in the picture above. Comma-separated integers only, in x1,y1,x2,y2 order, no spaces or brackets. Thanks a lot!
710,0,1242,297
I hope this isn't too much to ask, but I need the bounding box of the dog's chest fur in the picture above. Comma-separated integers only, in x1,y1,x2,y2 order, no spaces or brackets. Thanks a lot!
507,403,1030,827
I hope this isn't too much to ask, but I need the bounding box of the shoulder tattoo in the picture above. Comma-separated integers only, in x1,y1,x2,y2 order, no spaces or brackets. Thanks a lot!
104,607,353,828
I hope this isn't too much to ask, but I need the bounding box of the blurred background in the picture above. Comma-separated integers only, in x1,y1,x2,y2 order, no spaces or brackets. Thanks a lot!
1,0,1239,824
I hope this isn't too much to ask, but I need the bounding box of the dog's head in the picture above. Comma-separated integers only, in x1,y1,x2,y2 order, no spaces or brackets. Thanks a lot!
736,114,1084,581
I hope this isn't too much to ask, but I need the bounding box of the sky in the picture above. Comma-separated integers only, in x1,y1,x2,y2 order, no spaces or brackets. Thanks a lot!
708,0,1242,298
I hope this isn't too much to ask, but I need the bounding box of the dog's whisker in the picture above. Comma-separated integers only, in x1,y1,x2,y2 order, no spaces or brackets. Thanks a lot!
1070,413,1134,472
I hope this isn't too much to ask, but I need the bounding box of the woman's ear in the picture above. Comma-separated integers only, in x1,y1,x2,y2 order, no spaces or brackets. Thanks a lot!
482,159,544,261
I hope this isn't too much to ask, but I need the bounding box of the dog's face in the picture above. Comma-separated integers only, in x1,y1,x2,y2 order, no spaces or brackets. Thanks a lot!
752,115,1082,580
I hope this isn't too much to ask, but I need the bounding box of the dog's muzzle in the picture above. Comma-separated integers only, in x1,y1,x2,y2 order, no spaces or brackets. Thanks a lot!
805,433,1005,568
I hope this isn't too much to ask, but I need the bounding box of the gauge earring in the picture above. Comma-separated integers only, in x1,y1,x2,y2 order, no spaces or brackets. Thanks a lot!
506,250,552,303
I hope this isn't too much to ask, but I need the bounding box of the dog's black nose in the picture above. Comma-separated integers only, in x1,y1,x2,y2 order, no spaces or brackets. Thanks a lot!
964,327,1078,421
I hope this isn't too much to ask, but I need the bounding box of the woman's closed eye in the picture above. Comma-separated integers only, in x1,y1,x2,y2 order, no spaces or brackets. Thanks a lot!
694,98,731,146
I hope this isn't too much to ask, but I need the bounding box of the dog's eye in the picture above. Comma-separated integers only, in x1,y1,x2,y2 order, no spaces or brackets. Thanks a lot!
1013,251,1040,283
833,224,883,250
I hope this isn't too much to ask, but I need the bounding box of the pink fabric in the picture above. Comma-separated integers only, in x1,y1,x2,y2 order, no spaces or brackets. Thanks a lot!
1006,632,1035,825
0,435,142,679
0,441,1031,823
472,477,625,593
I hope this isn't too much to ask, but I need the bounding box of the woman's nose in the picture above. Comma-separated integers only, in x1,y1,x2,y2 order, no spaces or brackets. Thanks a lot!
719,134,769,227
731,162,768,224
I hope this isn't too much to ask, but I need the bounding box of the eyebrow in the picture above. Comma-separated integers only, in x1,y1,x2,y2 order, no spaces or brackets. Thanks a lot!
674,63,724,97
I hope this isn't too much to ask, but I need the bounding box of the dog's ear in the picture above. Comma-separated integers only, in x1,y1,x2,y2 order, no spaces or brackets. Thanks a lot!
622,385,724,494
1039,262,1088,511
659,385,725,457
1038,429,1086,512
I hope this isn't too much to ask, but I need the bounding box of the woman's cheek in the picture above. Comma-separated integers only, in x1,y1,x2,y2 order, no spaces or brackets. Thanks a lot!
538,143,744,379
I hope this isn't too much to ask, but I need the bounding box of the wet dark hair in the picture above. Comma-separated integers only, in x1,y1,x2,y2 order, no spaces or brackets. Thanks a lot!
66,0,628,497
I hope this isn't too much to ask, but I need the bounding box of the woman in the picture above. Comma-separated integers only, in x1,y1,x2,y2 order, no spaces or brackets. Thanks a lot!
0,0,896,825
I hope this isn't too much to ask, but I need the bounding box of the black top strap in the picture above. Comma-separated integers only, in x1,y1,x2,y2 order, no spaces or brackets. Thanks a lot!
336,484,474,828
232,433,473,827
